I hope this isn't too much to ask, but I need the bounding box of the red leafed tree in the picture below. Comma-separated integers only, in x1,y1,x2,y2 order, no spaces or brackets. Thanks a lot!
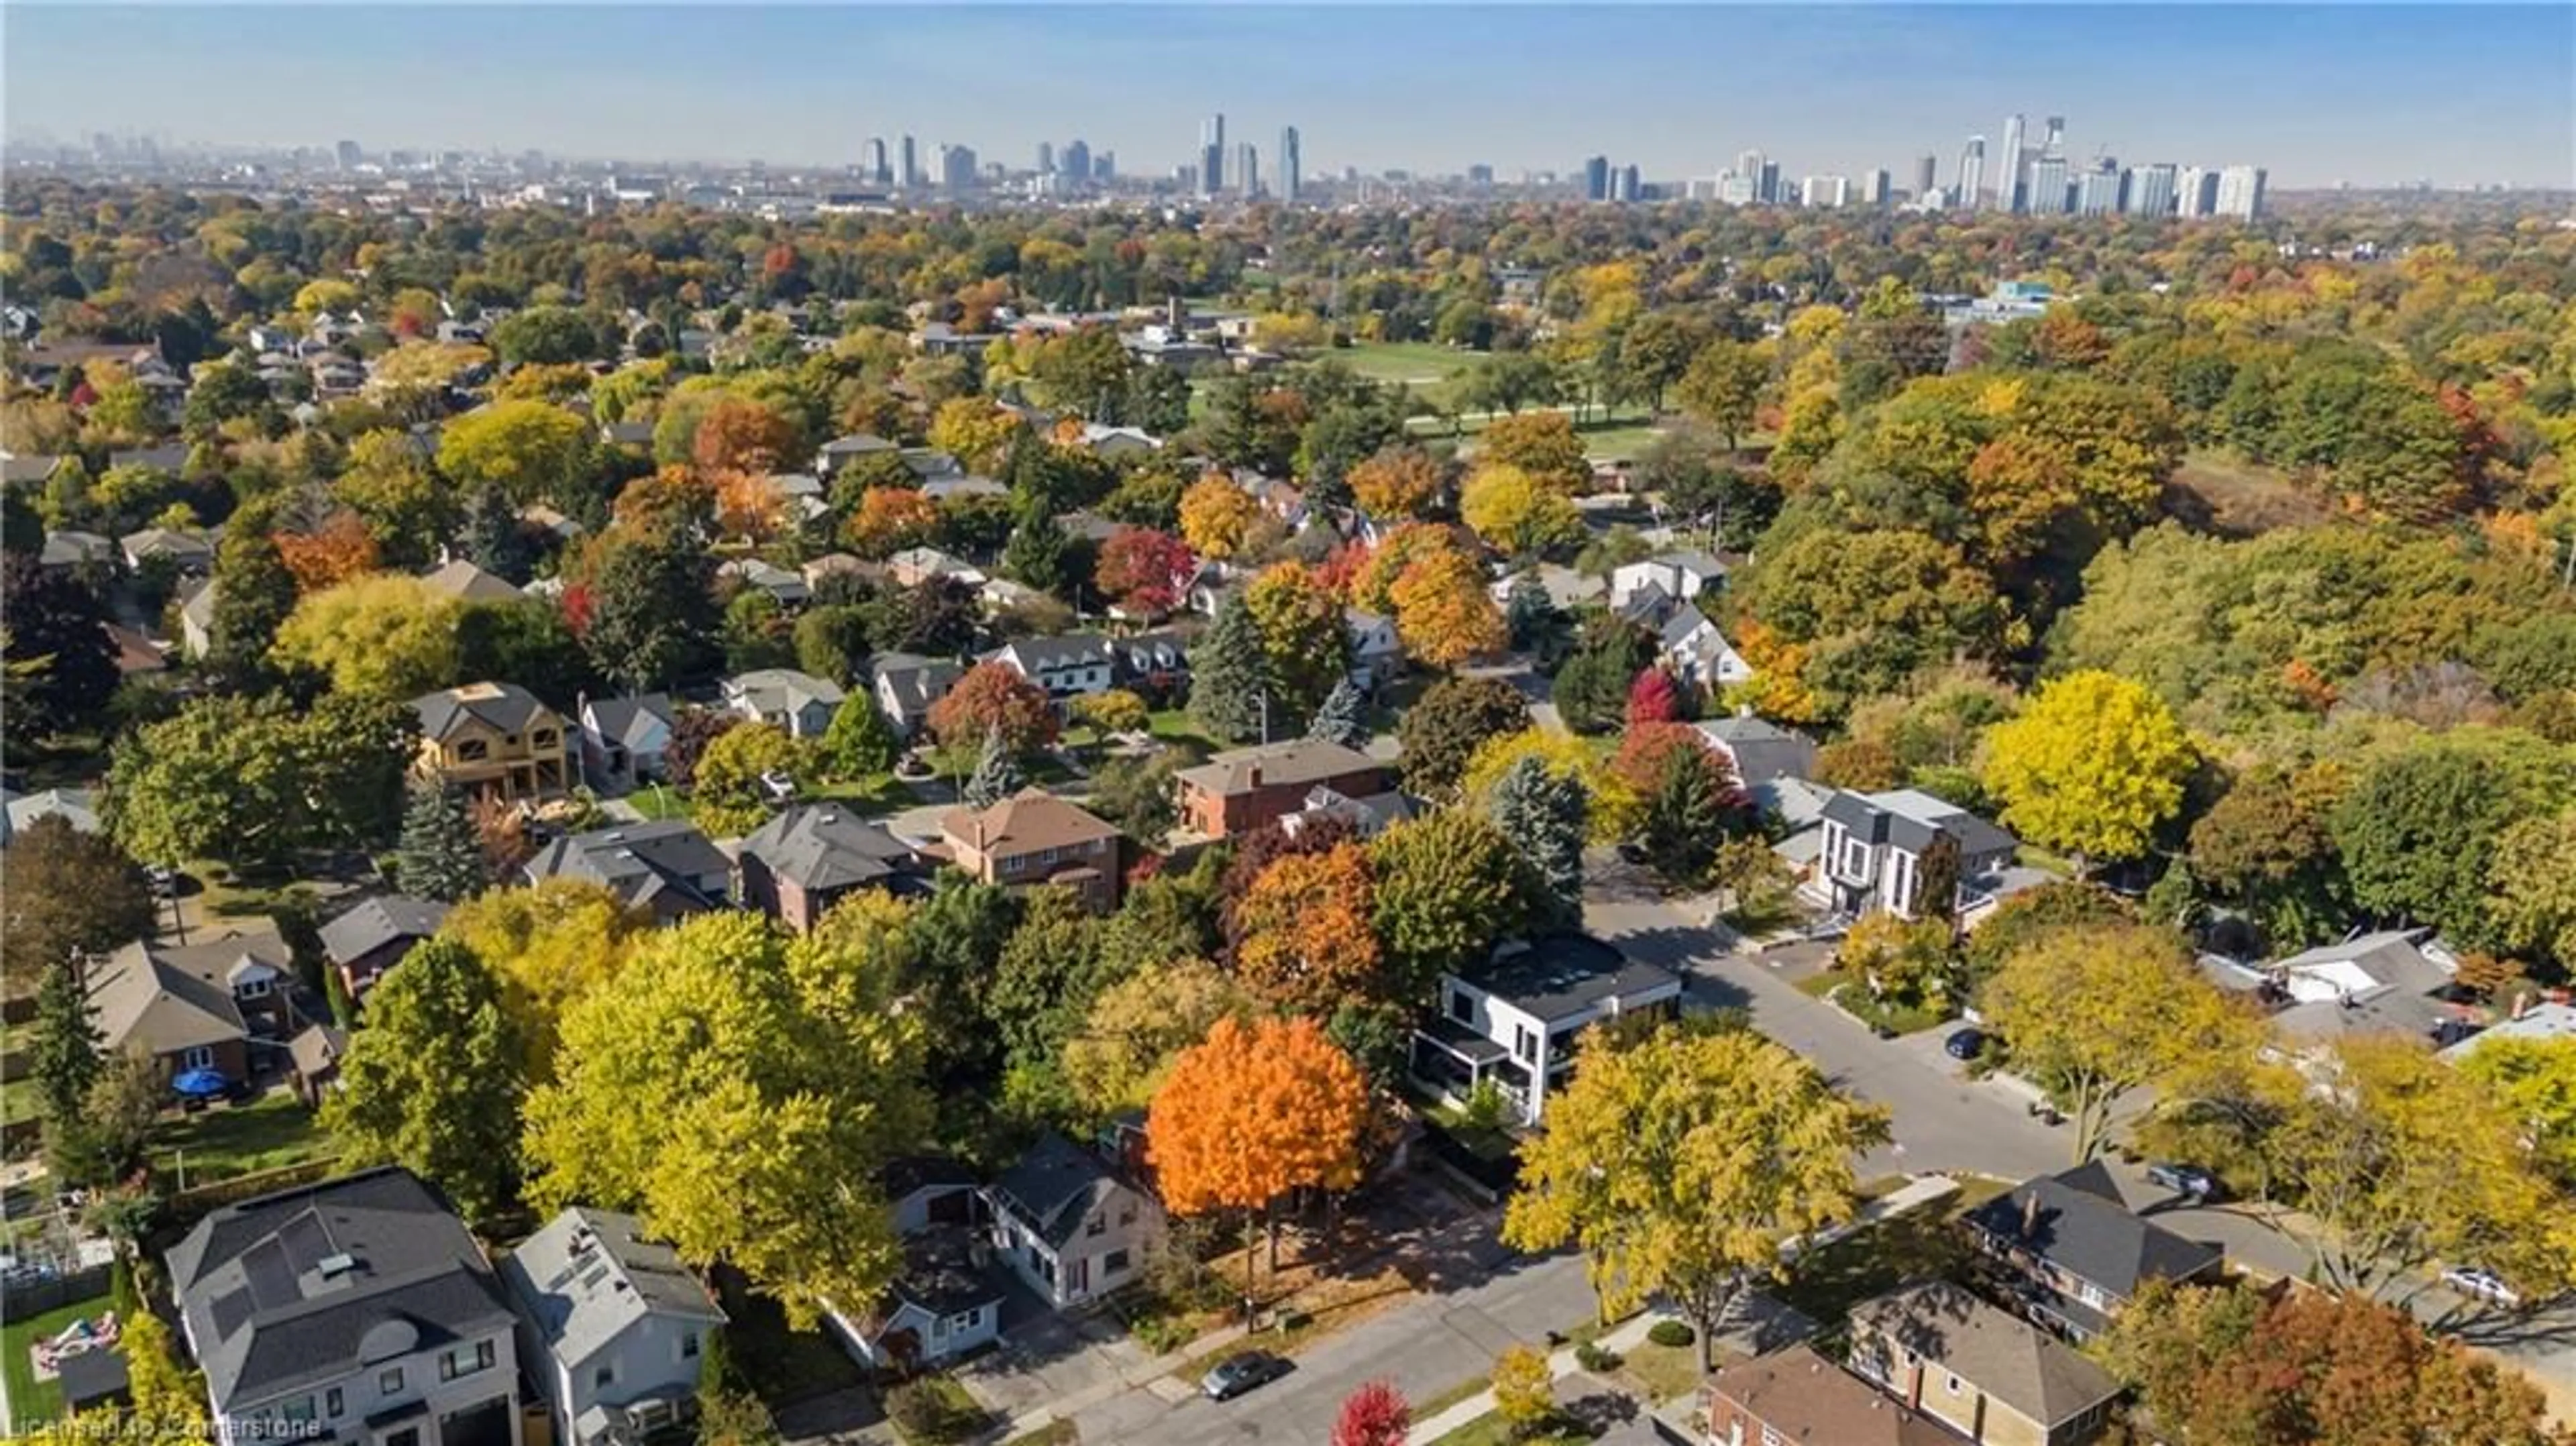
1332,1381,1411,1446
275,511,382,594
927,661,1060,755
1095,526,1197,617
1613,721,1740,804
1627,666,1682,726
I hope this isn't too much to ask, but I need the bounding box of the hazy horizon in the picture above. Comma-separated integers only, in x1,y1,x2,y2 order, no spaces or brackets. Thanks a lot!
5,5,2569,190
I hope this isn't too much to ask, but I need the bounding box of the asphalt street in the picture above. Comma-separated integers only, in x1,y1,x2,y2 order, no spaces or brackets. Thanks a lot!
1065,888,2576,1441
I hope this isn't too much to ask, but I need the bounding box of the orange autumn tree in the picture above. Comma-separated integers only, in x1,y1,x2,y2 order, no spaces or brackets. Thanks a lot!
1147,1015,1371,1296
1348,446,1444,521
843,487,939,559
692,396,799,474
712,469,788,543
1179,474,1260,561
1230,842,1381,1010
275,511,381,594
1389,548,1506,669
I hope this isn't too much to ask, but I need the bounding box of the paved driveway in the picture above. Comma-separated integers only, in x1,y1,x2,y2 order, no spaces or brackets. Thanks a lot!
953,1276,1155,1419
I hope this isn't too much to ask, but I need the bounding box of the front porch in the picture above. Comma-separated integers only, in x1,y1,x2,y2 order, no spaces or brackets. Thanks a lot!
1408,1018,1538,1127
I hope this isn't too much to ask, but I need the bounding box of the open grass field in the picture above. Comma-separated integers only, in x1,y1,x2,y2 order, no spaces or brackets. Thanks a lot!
2169,448,2334,536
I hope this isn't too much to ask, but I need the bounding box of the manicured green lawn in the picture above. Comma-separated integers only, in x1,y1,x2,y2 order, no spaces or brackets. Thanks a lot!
1338,340,1485,404
624,785,694,821
2,1074,40,1128
1428,1411,1590,1446
1146,708,1228,757
152,1092,337,1188
1,1293,114,1430
805,772,916,816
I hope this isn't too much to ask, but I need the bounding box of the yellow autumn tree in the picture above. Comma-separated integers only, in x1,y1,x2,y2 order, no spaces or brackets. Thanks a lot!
1389,549,1506,669
1180,474,1260,560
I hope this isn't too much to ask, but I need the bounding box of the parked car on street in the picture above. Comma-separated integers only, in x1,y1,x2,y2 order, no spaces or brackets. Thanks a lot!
1200,1350,1293,1400
1943,1027,1987,1061
2441,1265,2522,1309
2145,1162,2218,1201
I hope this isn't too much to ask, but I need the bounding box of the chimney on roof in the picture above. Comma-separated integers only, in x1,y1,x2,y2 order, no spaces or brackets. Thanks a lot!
2021,1190,2040,1235
1248,764,1263,789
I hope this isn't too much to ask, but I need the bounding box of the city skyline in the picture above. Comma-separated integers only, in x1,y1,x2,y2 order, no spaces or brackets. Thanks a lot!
5,6,2569,189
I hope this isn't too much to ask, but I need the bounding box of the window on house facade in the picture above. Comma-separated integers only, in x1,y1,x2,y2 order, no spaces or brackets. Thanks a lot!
237,975,272,999
1944,1372,1963,1395
457,739,489,761
380,1368,405,1396
182,1045,215,1071
325,1388,343,1417
532,729,558,749
1449,989,1474,1024
2078,1280,2108,1308
1841,838,1868,878
1760,1426,1784,1446
1515,1026,1538,1064
682,1331,700,1359
594,1363,616,1390
1118,1201,1136,1226
282,1396,316,1423
1086,1213,1106,1237
441,1340,494,1381
1104,1249,1131,1275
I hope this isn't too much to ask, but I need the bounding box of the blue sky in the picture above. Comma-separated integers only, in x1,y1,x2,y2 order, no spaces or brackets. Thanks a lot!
5,5,2567,187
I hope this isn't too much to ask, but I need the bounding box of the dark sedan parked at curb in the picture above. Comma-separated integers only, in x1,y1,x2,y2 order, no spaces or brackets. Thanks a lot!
1200,1351,1293,1401
1943,1027,1987,1061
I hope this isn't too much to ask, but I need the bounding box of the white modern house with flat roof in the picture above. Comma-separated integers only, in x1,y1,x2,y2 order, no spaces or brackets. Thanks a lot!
1812,788,2018,922
1411,935,1682,1127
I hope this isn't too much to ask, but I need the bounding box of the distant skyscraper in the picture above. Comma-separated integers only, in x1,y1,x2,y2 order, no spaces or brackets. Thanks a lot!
2215,165,2267,219
2127,162,2178,217
1914,154,1938,199
1093,150,1115,180
1865,169,1892,205
2077,162,2123,215
1956,137,1986,213
1063,140,1091,186
1199,113,1226,197
335,140,362,170
2177,166,2218,217
1278,126,1301,203
1717,172,1758,205
900,135,919,188
1734,149,1766,197
1037,142,1055,175
2041,115,2066,157
1613,164,1640,202
1998,113,2027,210
1757,161,1780,204
1466,163,1495,188
1234,141,1259,198
863,137,891,186
1582,155,1611,202
1803,174,1849,207
937,144,977,190
2027,156,2072,215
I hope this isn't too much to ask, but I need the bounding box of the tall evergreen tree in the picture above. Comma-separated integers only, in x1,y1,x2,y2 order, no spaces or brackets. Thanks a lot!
1188,592,1269,744
965,725,1024,809
1,556,119,746
1000,500,1071,596
30,962,103,1124
818,690,902,781
461,486,535,584
1490,755,1589,923
395,781,488,902
1307,675,1369,750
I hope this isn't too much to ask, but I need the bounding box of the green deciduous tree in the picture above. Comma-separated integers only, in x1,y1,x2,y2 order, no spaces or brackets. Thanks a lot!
2491,808,2576,972
580,533,719,693
1367,810,1536,997
438,398,596,509
816,690,901,781
2332,732,2568,948
1397,674,1531,797
107,693,413,871
1504,1022,1890,1366
1,556,118,746
0,814,155,979
523,909,929,1327
321,937,527,1225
